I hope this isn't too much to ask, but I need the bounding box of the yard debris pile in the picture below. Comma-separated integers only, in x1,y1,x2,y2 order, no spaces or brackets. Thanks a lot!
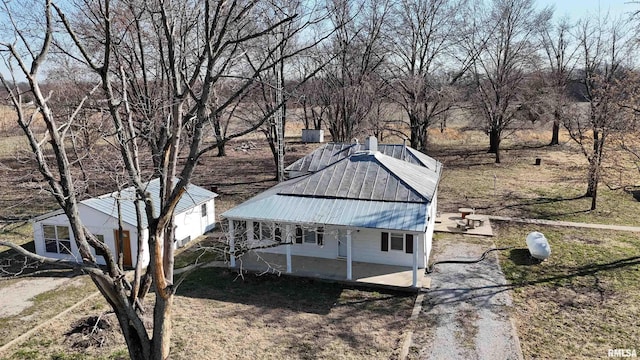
65,314,117,349
234,141,258,152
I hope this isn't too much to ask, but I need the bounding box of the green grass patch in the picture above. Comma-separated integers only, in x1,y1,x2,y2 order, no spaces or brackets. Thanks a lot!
493,223,640,359
173,245,223,269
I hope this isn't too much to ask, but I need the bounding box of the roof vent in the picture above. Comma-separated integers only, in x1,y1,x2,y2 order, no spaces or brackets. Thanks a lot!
364,136,377,152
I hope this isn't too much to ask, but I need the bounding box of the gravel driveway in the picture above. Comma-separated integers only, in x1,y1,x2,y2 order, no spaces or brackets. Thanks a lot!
411,238,522,360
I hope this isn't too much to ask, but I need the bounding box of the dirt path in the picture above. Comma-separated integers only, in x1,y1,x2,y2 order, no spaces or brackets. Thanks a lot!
0,277,71,318
412,240,521,360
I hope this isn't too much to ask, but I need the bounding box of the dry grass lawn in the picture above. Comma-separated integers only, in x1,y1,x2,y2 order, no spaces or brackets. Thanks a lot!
3,105,640,359
1,269,414,360
493,223,640,359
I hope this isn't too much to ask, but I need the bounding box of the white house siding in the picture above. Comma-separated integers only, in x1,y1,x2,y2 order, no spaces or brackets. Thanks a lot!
350,228,425,267
173,199,216,248
33,204,149,267
424,194,437,266
253,223,427,268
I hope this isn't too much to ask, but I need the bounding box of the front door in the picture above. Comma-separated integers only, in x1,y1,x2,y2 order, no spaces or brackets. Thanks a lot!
337,231,347,258
114,230,132,267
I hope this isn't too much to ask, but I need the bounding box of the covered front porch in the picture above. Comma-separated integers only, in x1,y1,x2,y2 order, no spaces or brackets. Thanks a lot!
234,251,427,291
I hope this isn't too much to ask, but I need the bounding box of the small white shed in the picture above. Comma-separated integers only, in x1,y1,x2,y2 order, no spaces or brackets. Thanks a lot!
32,178,218,268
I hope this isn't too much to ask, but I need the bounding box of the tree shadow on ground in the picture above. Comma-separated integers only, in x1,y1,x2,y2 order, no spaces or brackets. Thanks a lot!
480,193,590,219
508,248,543,266
427,255,640,307
175,267,411,316
625,187,640,202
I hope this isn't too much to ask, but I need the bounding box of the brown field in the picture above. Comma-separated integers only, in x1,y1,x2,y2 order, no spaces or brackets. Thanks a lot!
1,104,640,359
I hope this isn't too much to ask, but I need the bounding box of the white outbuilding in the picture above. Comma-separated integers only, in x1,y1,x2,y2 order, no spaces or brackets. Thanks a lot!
32,178,218,268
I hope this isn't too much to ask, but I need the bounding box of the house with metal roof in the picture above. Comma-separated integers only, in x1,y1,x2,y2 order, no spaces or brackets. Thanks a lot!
32,178,218,268
222,137,442,288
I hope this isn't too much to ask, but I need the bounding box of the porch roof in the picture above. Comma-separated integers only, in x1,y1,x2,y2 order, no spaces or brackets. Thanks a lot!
224,148,438,233
223,193,429,232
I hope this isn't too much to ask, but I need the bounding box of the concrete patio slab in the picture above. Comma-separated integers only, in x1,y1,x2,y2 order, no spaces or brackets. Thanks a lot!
434,212,494,236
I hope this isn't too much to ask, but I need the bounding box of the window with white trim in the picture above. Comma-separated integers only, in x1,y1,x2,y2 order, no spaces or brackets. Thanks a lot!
252,222,282,242
380,232,414,254
390,233,404,251
261,222,271,240
201,203,208,217
301,226,323,245
43,225,72,254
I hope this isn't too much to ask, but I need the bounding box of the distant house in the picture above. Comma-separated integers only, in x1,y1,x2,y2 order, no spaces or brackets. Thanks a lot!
32,178,218,268
222,136,442,288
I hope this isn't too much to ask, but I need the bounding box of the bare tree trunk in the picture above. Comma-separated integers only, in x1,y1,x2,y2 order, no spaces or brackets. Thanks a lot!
550,118,560,146
488,127,501,163
586,156,599,210
152,295,173,359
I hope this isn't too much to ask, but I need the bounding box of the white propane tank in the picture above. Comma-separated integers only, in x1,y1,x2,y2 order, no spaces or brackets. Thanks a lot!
526,231,551,260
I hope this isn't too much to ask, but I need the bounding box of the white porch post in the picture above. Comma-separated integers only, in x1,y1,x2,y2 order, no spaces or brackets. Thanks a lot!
229,219,236,267
286,225,292,273
412,234,418,287
346,229,352,280
247,221,254,243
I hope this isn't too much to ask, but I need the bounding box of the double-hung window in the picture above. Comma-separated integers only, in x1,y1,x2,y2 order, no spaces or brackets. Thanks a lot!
43,225,72,254
253,222,281,242
201,203,208,217
390,233,404,251
380,232,414,254
297,226,323,246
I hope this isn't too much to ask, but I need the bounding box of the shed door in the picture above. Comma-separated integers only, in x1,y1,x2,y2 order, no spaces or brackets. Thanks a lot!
114,230,132,267
337,231,347,258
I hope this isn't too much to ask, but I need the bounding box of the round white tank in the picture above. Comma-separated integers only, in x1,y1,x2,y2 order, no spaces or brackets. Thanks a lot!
526,231,551,260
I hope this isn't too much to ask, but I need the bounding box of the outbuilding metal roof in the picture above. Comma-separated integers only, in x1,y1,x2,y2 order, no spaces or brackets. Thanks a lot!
37,178,218,228
285,143,441,175
224,146,441,233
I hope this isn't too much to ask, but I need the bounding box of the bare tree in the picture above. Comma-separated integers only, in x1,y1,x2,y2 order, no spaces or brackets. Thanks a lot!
565,15,634,210
248,0,326,181
386,0,473,151
539,16,578,146
317,0,391,142
468,0,551,163
0,1,326,359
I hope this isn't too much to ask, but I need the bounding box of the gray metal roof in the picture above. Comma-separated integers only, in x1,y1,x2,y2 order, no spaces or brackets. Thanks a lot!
223,194,429,232
280,151,437,203
223,148,441,232
77,178,217,227
285,143,442,175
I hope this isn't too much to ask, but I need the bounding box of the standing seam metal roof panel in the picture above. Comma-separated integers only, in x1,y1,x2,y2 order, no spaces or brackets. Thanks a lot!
285,142,441,175
79,178,217,228
280,152,434,202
